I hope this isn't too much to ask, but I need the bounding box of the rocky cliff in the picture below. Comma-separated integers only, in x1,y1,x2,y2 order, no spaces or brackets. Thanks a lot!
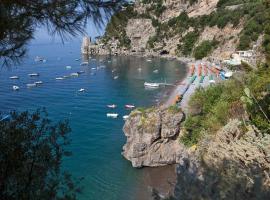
99,0,264,61
122,107,186,168
173,119,270,199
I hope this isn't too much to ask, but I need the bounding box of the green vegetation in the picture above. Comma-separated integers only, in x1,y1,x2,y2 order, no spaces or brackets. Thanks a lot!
104,5,137,48
177,31,199,56
168,105,181,114
0,110,80,199
180,65,270,147
194,40,219,59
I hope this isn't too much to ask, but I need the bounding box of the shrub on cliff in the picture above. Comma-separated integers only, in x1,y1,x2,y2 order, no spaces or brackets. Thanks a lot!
193,40,219,59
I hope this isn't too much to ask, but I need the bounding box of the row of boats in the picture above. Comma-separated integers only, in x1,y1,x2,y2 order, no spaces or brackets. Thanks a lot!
106,113,129,120
106,104,135,120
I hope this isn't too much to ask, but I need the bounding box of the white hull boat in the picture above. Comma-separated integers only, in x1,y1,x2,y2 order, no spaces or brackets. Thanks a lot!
28,73,39,77
107,113,119,118
9,76,19,79
56,77,64,80
80,62,88,66
125,105,135,109
35,81,43,85
144,82,159,88
26,83,36,88
123,115,129,120
12,85,20,91
107,104,117,108
114,76,119,80
70,73,79,77
78,88,85,92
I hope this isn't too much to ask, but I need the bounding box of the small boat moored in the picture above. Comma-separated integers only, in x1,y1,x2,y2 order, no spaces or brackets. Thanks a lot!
107,104,117,109
123,115,129,120
12,85,20,91
113,76,119,80
28,73,39,77
80,62,89,66
107,113,119,118
56,77,64,80
70,73,79,77
66,66,72,70
144,82,159,88
153,69,159,73
125,105,135,109
26,83,37,88
9,76,19,79
78,88,85,92
35,81,43,85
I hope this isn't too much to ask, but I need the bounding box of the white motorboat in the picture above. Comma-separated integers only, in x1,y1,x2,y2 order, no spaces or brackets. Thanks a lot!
28,73,39,77
80,62,88,66
9,76,19,79
70,72,79,77
153,69,159,73
123,115,129,120
35,81,43,85
144,82,159,88
114,76,119,80
125,105,135,109
147,59,152,62
107,104,117,108
75,58,80,61
78,88,85,92
77,71,85,74
26,83,36,88
56,77,64,80
91,67,97,70
106,113,119,118
12,85,20,91
66,66,72,70
137,68,142,71
63,75,70,79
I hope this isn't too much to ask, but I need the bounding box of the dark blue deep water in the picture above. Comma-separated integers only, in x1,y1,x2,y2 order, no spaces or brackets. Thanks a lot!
0,42,187,200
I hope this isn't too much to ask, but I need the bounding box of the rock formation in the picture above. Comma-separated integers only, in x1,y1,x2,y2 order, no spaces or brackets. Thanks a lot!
174,120,270,199
122,107,186,168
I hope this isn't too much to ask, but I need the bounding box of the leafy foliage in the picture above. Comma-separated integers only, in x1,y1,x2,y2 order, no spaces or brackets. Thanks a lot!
181,65,270,147
0,0,127,65
0,109,80,200
193,40,219,59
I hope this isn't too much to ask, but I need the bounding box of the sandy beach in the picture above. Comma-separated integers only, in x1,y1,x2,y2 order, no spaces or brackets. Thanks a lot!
163,61,221,112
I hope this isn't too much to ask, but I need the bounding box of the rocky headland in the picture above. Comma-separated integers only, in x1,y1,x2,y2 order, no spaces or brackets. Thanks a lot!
122,107,186,168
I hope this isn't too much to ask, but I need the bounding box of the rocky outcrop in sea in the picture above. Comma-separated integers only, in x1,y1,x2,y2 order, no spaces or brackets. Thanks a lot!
122,107,187,168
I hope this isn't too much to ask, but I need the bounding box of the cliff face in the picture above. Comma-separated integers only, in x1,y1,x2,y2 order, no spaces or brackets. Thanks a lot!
174,120,270,199
101,0,250,61
122,107,186,168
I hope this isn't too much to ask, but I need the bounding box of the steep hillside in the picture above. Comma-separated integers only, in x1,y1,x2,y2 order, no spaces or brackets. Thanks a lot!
102,0,270,63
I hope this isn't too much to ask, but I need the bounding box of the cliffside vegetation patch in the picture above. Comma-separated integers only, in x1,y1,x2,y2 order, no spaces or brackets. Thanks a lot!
181,65,270,147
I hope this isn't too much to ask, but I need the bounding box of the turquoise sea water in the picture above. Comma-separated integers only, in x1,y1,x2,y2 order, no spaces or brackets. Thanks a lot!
0,42,187,200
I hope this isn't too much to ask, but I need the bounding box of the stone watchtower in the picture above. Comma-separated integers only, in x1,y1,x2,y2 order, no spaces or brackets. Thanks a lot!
81,36,99,55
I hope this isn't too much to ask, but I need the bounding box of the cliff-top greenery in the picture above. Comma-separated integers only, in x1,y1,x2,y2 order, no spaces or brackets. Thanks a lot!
181,64,270,147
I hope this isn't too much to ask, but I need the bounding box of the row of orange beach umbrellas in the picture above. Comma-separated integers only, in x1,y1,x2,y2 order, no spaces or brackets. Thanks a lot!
189,63,220,77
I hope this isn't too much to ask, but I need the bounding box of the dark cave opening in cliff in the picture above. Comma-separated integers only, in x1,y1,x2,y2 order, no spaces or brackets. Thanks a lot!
160,50,169,55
